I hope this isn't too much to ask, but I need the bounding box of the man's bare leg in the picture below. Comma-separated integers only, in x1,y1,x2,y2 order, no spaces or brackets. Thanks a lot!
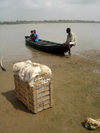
68,44,71,56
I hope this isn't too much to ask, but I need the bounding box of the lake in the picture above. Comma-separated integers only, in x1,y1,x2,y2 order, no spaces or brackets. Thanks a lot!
0,23,100,62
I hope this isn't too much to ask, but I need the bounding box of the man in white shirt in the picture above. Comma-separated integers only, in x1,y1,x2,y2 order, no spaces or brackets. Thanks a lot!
63,28,77,57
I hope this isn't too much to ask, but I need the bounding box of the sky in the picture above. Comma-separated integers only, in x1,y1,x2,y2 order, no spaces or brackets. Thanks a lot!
0,0,100,21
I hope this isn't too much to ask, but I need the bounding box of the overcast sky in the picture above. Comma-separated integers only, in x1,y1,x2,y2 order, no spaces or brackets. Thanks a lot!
0,0,100,21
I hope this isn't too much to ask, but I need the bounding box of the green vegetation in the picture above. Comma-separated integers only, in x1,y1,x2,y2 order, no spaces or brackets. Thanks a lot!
0,20,100,25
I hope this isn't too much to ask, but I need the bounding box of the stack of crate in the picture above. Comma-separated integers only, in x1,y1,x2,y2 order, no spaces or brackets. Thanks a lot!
13,60,53,113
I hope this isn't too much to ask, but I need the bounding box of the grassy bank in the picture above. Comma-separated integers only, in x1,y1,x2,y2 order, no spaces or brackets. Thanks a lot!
0,20,100,25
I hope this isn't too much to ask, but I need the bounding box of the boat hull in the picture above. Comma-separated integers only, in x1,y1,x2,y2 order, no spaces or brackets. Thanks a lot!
25,36,73,55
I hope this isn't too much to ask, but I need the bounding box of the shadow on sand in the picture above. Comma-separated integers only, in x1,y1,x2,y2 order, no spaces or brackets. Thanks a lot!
2,90,32,114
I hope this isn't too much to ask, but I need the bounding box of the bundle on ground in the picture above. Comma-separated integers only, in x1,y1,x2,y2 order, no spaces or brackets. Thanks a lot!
84,118,100,130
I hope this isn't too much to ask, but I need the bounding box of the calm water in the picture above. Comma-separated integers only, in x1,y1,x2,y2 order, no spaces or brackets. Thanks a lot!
0,23,100,62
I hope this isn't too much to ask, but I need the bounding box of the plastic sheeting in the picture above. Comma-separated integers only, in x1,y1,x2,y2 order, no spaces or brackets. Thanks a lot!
13,60,52,82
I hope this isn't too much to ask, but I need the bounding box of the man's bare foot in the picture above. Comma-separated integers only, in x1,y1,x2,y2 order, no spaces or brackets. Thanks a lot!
66,54,71,58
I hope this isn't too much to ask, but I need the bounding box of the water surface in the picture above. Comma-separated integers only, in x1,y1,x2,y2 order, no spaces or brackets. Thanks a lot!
0,23,100,62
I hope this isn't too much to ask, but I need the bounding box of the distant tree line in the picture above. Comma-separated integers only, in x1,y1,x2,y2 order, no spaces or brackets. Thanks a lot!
0,20,100,24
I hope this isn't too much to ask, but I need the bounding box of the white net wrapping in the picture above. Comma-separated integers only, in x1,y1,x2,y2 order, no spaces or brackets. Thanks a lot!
13,60,52,83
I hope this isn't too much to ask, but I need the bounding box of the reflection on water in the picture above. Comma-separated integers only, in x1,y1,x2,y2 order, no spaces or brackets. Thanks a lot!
0,23,100,62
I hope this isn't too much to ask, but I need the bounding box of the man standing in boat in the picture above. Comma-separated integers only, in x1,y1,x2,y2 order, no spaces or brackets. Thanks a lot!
63,28,77,57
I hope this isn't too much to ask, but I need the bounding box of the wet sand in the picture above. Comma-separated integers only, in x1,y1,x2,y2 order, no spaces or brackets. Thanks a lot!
0,51,100,133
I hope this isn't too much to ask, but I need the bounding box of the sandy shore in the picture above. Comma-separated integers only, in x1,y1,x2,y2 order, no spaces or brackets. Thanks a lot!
0,51,100,133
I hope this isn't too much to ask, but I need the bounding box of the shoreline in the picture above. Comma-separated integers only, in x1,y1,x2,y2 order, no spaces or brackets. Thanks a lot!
74,50,100,63
2,49,100,65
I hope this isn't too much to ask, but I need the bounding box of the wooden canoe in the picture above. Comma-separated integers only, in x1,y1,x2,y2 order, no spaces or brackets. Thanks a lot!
25,36,73,55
